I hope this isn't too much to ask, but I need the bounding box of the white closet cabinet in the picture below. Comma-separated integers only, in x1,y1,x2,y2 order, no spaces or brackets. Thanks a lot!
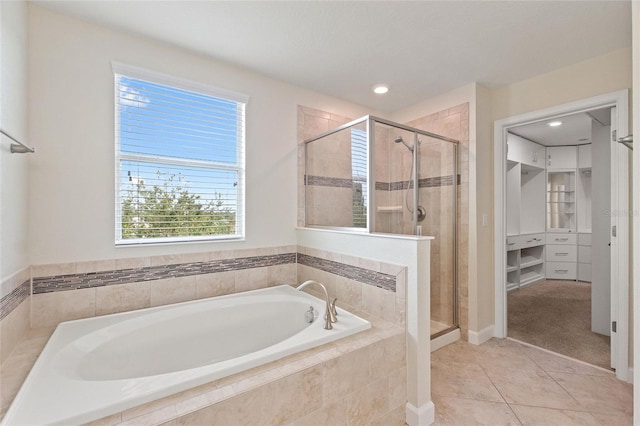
547,146,577,169
577,144,592,282
546,232,577,279
547,170,576,232
578,233,592,282
506,133,546,290
508,134,546,168
578,144,592,169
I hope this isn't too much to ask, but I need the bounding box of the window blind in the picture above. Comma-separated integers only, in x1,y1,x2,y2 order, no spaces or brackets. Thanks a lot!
115,72,246,244
351,129,368,228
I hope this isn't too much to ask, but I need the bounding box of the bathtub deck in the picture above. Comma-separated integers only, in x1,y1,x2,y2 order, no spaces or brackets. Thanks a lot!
1,308,405,426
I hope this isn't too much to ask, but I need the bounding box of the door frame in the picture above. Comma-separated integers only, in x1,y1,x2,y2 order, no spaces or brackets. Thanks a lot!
493,89,630,382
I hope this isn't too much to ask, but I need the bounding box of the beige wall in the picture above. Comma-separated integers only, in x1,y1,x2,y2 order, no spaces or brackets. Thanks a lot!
491,47,632,122
1,1,30,285
474,84,494,331
28,5,372,266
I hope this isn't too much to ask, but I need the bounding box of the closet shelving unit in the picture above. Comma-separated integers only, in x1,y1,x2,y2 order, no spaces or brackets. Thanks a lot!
546,170,576,232
506,133,546,291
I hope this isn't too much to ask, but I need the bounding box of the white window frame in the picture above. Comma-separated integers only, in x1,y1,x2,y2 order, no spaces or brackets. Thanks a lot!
113,62,248,245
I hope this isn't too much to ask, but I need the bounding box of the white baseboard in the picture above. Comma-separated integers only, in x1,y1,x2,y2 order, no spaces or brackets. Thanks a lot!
468,324,494,345
431,328,460,352
406,401,435,426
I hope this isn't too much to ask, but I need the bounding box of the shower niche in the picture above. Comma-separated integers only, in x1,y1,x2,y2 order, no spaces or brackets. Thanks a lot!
304,115,459,338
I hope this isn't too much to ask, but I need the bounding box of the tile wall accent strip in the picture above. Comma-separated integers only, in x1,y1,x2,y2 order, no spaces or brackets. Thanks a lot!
0,280,30,321
375,181,390,191
297,253,396,292
308,174,461,191
389,174,460,191
32,253,297,295
305,175,355,188
28,252,395,299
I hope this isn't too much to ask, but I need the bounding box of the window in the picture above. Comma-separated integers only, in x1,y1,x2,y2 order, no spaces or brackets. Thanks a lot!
114,64,247,244
351,128,368,228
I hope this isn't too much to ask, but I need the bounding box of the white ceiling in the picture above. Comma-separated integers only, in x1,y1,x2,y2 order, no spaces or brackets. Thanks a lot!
34,1,632,113
510,108,612,147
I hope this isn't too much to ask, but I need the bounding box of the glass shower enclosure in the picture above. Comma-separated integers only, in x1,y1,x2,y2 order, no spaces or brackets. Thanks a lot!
304,116,459,338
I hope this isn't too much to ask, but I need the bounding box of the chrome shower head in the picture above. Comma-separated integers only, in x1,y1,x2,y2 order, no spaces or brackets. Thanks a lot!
395,136,413,152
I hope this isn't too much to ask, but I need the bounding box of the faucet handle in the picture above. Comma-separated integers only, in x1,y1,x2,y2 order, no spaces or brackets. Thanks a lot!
330,298,338,323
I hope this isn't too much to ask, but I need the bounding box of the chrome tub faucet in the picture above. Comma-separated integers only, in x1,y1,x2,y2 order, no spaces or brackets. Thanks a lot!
296,280,337,330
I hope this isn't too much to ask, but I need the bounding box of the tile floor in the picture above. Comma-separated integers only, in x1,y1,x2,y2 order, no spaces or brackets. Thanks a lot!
431,338,633,425
2,331,634,425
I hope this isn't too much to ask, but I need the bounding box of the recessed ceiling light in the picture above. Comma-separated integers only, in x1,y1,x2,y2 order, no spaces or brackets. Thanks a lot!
547,121,563,127
373,85,389,95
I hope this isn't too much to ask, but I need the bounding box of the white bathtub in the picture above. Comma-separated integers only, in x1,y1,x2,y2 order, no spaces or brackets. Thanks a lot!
3,285,371,425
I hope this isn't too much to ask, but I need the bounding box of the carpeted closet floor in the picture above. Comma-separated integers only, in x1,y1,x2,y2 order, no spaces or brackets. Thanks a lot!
507,279,611,369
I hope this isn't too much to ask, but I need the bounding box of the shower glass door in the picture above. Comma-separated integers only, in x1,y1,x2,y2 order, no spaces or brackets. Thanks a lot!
372,120,458,337
418,136,457,336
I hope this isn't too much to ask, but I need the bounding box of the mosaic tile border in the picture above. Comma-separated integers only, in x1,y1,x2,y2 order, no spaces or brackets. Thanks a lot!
32,253,297,294
307,174,460,191
389,174,460,191
0,280,30,321
297,254,396,292
305,175,365,189
0,250,398,320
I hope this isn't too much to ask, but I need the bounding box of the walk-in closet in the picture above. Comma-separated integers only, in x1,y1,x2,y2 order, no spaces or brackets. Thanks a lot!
505,108,612,369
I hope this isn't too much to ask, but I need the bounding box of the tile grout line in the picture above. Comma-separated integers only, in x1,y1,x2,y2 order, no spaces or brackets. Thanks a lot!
509,338,632,418
510,341,588,414
475,364,524,425
507,337,615,377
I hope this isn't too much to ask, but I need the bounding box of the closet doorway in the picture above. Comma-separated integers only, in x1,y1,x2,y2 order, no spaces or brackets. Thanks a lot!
493,90,631,381
506,108,611,369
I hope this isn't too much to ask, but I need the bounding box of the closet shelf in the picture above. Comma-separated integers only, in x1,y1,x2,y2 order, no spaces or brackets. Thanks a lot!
521,257,544,269
506,265,518,273
520,271,545,286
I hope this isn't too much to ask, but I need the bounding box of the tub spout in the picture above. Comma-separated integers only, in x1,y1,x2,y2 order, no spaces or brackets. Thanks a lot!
296,280,337,330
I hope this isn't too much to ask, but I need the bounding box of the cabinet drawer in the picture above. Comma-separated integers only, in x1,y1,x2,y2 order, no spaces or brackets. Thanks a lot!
578,246,592,264
578,263,592,282
546,245,577,262
507,233,545,250
546,233,577,245
578,233,592,246
546,262,577,279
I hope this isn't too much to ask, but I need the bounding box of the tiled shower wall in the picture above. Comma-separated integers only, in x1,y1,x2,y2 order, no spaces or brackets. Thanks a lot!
297,106,355,228
298,104,469,337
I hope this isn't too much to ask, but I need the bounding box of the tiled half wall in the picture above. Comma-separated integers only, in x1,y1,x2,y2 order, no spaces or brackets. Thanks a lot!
0,268,31,362
0,245,407,334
